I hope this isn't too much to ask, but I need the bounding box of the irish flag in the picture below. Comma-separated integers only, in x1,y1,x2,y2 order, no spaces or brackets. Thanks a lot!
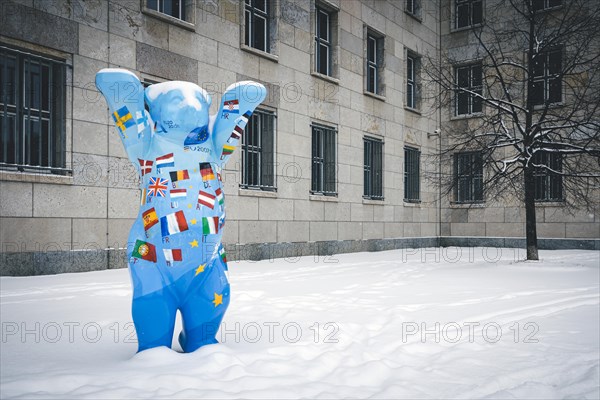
160,210,189,236
163,248,182,263
202,217,219,235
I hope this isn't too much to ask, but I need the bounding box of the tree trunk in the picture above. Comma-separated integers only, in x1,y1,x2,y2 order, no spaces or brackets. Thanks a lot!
524,165,539,260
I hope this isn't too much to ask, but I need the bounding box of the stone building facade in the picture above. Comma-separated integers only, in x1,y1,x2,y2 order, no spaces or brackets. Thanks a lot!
0,0,597,275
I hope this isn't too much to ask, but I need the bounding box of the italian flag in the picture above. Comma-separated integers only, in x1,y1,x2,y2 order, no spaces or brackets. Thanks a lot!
202,217,219,235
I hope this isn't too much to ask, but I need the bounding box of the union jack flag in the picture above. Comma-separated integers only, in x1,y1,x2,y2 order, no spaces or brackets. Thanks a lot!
147,177,168,197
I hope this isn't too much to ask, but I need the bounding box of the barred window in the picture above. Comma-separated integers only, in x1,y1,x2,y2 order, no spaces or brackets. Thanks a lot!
0,45,67,174
241,109,276,191
311,124,337,196
147,0,187,20
455,0,482,29
455,152,483,203
315,6,332,76
533,151,563,201
366,31,384,95
364,137,383,200
531,48,562,105
245,0,270,53
406,52,420,109
404,147,420,202
455,63,483,116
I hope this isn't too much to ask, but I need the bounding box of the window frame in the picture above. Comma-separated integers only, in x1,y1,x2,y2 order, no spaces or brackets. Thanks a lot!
0,44,68,175
404,146,421,202
454,151,484,203
240,108,277,192
532,0,562,12
405,0,422,19
454,0,483,30
531,47,563,106
245,0,271,53
365,29,384,96
315,5,332,77
406,50,421,110
311,123,337,196
454,62,483,117
363,136,384,201
146,0,188,21
533,151,564,202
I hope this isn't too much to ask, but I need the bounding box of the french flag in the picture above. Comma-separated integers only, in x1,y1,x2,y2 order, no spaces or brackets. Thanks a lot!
160,210,189,236
156,153,175,169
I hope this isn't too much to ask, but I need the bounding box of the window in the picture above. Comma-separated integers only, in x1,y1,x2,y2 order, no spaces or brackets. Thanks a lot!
245,0,270,53
455,0,482,29
363,137,383,200
147,0,187,20
366,31,384,95
455,152,483,203
533,152,563,201
531,49,562,106
406,0,421,18
315,6,332,76
404,147,420,202
0,45,67,174
311,124,337,195
532,0,562,11
455,63,482,116
406,52,420,109
241,109,276,191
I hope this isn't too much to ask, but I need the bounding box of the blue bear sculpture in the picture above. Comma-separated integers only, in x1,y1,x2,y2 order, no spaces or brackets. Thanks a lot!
95,69,266,353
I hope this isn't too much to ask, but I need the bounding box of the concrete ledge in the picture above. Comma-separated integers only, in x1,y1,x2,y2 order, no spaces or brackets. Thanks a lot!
1,237,598,276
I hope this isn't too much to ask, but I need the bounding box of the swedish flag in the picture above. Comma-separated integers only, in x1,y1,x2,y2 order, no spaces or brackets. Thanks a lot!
112,106,135,133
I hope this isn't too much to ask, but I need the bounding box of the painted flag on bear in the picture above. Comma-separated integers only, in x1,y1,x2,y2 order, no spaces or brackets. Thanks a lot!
170,188,187,199
221,144,235,158
222,99,239,118
142,207,159,231
202,217,219,235
148,177,168,197
160,210,189,236
215,188,224,206
163,248,183,265
198,190,216,209
199,163,215,181
169,170,190,183
136,110,149,137
112,106,135,134
140,188,148,205
138,159,153,176
156,153,175,170
132,239,157,262
219,246,227,263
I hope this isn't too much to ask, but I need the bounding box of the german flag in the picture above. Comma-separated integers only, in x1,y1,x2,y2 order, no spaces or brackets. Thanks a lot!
199,163,215,181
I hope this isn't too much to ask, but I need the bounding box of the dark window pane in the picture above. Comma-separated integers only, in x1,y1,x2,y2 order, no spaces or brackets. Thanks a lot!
548,51,561,74
253,15,267,51
245,10,250,46
457,92,469,114
472,92,482,113
318,44,329,75
254,0,266,12
457,67,469,87
471,64,482,86
367,36,375,62
549,0,562,7
367,66,375,93
549,78,562,103
472,0,482,25
318,10,329,41
457,3,469,28
532,55,545,77
407,83,414,108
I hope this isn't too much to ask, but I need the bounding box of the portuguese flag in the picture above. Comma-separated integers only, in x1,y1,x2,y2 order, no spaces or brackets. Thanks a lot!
132,239,157,262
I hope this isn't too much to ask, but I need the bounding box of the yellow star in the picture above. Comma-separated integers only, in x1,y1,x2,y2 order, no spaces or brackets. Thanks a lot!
189,239,199,248
187,203,192,209
212,293,223,307
195,264,205,276
190,218,197,225
189,185,193,189
193,168,198,172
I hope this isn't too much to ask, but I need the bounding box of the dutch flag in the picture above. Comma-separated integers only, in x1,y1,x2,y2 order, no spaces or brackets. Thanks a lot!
156,153,175,170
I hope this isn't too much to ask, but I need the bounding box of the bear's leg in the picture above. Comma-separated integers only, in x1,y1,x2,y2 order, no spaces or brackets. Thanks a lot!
178,259,230,353
132,286,178,352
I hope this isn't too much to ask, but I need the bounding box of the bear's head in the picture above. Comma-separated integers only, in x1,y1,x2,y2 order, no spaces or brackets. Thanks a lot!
145,81,212,145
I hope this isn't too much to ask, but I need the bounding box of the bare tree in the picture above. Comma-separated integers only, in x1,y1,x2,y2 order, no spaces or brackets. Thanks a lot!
424,0,600,260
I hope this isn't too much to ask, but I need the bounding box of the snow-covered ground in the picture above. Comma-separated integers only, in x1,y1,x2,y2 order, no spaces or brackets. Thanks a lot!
1,248,599,399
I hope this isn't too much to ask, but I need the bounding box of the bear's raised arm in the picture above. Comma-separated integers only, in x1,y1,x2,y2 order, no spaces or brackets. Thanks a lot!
210,81,267,166
95,68,152,166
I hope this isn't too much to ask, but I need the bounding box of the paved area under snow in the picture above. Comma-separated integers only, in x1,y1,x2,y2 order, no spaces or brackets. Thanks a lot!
1,248,599,399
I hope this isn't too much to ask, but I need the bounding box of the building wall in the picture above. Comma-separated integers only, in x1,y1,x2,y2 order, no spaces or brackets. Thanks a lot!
0,0,597,274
